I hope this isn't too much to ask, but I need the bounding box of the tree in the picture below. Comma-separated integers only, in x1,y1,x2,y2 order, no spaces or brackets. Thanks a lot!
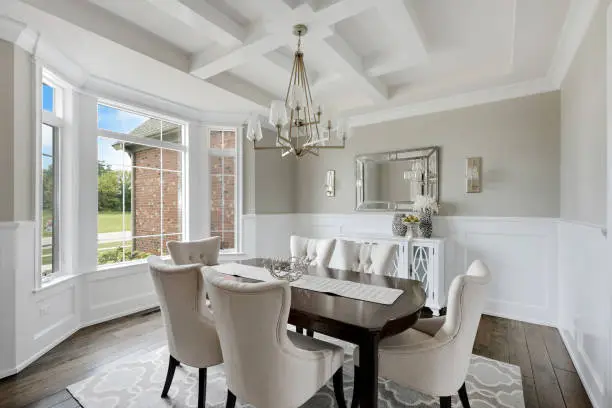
97,160,132,212
42,164,54,210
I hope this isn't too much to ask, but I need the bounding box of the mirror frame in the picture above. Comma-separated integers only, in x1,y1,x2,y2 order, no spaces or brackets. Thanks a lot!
355,146,440,212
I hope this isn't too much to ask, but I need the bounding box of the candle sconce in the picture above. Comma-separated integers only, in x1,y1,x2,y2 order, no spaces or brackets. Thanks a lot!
325,170,335,197
466,157,482,193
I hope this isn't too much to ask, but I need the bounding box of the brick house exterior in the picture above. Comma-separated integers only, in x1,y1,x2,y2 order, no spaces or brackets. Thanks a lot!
123,121,182,255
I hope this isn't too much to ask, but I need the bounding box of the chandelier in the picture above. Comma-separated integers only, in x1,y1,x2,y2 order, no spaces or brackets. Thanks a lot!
245,24,348,157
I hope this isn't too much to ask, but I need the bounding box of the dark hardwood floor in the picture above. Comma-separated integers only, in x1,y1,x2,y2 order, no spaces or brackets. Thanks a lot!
0,312,591,408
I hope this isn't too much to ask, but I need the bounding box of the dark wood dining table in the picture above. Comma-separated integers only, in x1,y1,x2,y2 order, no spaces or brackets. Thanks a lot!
231,258,427,408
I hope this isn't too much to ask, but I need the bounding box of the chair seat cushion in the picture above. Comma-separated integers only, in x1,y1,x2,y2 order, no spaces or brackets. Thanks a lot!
288,331,345,373
353,328,433,366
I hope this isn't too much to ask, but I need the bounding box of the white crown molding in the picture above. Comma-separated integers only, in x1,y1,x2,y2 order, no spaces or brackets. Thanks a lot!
0,16,89,86
547,0,602,87
346,77,557,128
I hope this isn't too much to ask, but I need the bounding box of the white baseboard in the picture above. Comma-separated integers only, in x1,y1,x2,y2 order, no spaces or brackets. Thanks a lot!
560,329,603,408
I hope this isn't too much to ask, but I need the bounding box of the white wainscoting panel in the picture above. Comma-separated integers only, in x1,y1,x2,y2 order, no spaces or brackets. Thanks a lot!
558,220,609,408
295,214,559,326
83,264,157,326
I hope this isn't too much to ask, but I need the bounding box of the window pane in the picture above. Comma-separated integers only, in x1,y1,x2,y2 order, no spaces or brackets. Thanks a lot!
162,170,182,234
162,121,182,144
98,137,130,169
97,104,159,137
161,148,182,172
209,129,236,150
133,167,162,238
223,130,236,149
132,236,161,258
130,145,162,169
41,124,56,277
42,84,54,112
209,154,236,251
210,130,223,148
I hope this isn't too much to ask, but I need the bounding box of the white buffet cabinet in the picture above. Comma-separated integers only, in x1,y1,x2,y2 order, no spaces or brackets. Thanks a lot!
337,234,446,315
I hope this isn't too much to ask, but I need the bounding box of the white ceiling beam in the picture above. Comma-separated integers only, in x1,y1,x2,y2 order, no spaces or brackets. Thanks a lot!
23,0,190,71
190,33,292,79
366,0,427,77
320,35,388,102
0,0,18,16
144,0,245,47
207,72,278,108
313,0,377,27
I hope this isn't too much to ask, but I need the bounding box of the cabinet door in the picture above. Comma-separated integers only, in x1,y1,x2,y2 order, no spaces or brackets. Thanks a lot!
410,244,434,296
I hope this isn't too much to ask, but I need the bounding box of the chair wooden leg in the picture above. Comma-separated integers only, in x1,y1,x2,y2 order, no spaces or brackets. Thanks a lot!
458,382,470,408
306,329,314,337
198,368,207,408
350,365,360,408
226,390,237,408
161,355,179,398
440,396,452,408
333,367,347,408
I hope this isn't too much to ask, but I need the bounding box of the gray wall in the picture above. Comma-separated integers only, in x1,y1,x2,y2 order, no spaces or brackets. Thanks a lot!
295,92,561,216
0,41,34,222
560,3,608,226
243,128,296,214
0,40,15,222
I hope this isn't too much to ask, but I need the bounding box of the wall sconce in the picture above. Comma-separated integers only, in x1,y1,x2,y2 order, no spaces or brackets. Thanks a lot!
325,170,335,197
466,157,482,193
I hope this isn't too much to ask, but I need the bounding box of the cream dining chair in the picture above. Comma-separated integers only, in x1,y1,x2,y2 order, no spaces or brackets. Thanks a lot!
147,256,225,408
351,260,491,408
167,236,221,266
204,268,347,408
329,239,398,276
290,235,336,267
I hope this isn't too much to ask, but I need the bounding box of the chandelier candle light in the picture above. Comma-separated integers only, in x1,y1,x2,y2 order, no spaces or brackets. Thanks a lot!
245,24,349,158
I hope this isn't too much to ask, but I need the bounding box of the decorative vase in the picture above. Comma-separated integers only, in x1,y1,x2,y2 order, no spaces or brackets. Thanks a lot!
392,213,407,236
404,222,418,238
419,209,433,238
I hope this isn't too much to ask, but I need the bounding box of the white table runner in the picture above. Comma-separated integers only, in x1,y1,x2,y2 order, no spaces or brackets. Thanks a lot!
209,263,403,305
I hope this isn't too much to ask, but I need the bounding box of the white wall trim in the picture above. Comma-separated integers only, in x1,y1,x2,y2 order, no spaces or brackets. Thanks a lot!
560,330,604,408
346,78,557,128
547,0,602,87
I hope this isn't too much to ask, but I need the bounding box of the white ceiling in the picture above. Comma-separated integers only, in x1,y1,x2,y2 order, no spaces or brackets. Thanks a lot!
3,0,577,120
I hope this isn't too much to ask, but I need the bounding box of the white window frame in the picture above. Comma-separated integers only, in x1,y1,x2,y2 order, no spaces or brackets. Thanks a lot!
36,69,66,286
95,100,188,269
207,126,243,254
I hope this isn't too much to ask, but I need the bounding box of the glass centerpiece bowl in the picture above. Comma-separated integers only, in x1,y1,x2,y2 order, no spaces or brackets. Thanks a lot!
264,256,309,282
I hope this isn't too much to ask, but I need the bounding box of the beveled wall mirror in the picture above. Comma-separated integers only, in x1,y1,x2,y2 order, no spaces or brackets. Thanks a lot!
355,146,439,211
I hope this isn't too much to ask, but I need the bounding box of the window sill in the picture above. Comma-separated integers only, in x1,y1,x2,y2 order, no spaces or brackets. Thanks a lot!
33,273,78,293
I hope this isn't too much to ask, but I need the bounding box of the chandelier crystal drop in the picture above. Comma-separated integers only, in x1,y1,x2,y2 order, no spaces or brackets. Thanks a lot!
245,24,349,158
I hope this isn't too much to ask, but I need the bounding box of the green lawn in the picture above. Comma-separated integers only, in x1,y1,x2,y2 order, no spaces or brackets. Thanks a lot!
42,211,130,236
98,211,131,233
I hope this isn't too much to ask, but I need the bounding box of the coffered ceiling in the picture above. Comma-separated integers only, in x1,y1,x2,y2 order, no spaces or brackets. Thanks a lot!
0,0,596,124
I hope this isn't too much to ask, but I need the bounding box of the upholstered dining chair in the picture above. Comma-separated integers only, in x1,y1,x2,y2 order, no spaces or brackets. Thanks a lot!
290,235,336,267
329,239,398,276
204,268,347,408
167,236,221,266
351,260,491,408
147,256,224,408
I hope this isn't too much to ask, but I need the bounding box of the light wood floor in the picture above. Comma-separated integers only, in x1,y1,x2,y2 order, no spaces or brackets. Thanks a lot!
0,311,591,408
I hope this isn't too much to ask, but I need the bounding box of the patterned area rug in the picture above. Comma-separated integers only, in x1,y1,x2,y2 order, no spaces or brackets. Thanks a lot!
68,340,524,408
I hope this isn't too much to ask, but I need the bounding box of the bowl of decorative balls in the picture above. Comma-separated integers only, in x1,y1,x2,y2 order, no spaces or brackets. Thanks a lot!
402,215,420,238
